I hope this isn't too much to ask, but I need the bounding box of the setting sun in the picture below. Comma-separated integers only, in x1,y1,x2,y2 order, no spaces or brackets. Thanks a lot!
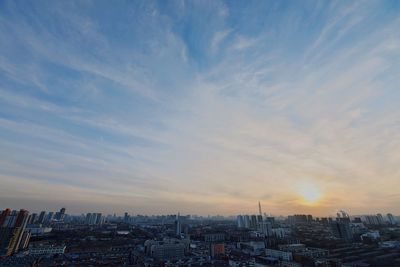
298,182,322,205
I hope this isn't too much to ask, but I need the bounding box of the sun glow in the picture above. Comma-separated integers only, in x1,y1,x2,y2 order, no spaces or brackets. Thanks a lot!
298,182,322,205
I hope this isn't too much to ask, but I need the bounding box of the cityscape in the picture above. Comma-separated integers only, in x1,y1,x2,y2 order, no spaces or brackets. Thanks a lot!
0,203,399,266
1,0,400,266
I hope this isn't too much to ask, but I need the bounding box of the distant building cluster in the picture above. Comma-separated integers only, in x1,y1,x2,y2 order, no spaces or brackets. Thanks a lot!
85,212,104,225
0,204,399,266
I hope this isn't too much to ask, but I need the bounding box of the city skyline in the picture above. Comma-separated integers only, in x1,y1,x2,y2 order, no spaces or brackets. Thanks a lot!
1,1,400,216
1,205,399,220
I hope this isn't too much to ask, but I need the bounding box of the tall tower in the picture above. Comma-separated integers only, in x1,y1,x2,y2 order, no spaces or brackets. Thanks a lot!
258,201,262,217
175,213,181,236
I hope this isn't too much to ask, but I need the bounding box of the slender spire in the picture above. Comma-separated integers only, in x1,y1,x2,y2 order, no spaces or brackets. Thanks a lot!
258,201,262,217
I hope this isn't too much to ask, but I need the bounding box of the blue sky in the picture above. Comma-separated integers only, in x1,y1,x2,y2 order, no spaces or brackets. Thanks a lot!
0,0,399,215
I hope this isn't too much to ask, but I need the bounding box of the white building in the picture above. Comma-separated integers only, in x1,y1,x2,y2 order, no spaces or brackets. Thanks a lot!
29,245,66,255
25,225,52,236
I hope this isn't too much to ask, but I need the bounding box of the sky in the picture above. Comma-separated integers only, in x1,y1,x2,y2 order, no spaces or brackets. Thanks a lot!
0,0,399,216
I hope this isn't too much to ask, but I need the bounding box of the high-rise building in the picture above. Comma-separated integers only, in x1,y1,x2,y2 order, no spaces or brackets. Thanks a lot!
257,221,272,236
85,213,103,225
331,221,352,242
0,209,30,256
244,215,250,228
45,212,54,223
95,213,103,225
124,212,130,223
266,216,275,224
85,213,92,224
237,214,266,229
0,209,11,226
250,215,258,229
365,215,381,225
237,215,245,228
377,213,384,225
18,230,31,250
28,213,38,224
387,213,396,225
37,211,46,224
55,208,66,221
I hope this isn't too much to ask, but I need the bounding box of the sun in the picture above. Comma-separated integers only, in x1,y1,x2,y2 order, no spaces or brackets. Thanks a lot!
298,182,322,205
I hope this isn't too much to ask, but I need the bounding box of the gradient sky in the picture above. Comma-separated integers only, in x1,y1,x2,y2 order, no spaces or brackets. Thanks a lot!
0,0,399,216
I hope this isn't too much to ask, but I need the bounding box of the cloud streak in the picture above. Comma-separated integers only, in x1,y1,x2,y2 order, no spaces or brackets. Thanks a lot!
0,0,399,216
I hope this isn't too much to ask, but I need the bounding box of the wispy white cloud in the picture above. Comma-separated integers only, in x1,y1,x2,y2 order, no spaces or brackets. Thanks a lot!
211,29,232,52
0,0,399,215
231,35,258,51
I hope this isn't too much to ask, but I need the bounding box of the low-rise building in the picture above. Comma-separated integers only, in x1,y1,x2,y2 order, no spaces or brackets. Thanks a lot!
265,248,293,261
29,244,66,255
144,239,188,260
